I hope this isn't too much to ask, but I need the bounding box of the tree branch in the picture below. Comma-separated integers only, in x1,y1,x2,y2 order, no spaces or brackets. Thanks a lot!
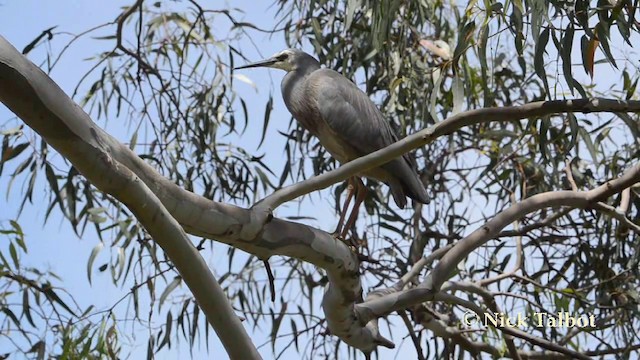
434,292,590,359
0,35,261,360
0,35,377,354
255,98,640,215
355,163,640,323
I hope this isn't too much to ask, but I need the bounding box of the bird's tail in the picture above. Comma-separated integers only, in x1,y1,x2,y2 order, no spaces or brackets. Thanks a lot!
403,177,430,205
389,177,429,209
405,183,430,205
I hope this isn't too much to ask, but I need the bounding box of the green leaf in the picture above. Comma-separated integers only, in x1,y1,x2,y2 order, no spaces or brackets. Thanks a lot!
561,24,575,95
158,310,173,350
22,289,36,327
595,22,618,68
257,96,273,149
129,131,138,150
9,242,19,269
345,0,359,30
270,302,288,350
529,0,547,44
623,71,639,100
452,75,464,115
615,112,640,141
44,286,76,316
44,163,60,199
115,247,126,281
534,28,550,97
6,155,33,199
578,127,598,164
159,276,182,310
254,166,275,193
567,113,579,155
478,24,492,106
453,21,476,60
539,116,550,160
9,220,23,236
291,319,299,351
87,242,104,285
429,67,445,121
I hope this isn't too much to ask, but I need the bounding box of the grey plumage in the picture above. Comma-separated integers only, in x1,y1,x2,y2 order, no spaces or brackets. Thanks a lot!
236,49,429,208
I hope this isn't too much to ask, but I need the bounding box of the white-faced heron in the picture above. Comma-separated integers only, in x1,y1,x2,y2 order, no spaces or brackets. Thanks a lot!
236,49,429,239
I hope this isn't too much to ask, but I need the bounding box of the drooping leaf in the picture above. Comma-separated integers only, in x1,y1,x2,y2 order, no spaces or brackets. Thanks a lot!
87,242,104,285
159,276,182,310
561,24,575,94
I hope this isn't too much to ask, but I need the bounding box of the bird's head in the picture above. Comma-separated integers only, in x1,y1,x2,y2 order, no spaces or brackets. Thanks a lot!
234,49,317,73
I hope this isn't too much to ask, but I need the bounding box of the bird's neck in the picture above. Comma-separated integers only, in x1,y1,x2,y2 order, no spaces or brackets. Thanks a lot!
281,63,320,131
282,60,319,95
282,59,319,89
294,59,321,77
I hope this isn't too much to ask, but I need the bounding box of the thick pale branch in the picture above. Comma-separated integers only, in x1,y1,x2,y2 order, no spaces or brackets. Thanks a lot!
257,98,640,212
355,163,640,323
426,163,640,293
0,36,378,353
0,36,261,360
593,201,640,234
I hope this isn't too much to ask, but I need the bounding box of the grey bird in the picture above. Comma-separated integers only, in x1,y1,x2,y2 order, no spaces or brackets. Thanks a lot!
235,49,429,238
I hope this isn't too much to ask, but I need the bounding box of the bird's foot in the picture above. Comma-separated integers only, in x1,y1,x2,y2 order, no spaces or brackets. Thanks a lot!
331,230,365,253
331,230,358,248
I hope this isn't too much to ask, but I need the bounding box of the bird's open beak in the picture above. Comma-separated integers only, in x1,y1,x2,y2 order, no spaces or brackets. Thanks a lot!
234,57,277,70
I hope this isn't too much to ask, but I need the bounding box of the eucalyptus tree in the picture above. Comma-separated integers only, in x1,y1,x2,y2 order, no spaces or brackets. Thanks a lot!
1,0,640,359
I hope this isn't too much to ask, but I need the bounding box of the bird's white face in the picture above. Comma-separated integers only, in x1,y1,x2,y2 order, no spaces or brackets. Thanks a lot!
267,49,297,72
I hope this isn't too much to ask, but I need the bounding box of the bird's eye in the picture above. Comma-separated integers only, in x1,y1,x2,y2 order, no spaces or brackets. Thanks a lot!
276,54,288,61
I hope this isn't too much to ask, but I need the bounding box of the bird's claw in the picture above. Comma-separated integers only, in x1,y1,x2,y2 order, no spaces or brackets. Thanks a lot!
331,230,362,252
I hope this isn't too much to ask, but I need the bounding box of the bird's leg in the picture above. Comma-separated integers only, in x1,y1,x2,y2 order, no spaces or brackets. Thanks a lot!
333,177,355,238
340,177,367,242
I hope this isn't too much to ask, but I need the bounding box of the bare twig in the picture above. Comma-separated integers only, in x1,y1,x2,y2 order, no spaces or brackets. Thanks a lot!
398,310,425,360
593,201,640,234
498,207,572,237
564,159,579,191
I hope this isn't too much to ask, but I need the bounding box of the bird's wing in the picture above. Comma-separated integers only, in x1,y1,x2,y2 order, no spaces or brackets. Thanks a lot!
311,69,418,167
311,69,403,159
310,69,429,205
